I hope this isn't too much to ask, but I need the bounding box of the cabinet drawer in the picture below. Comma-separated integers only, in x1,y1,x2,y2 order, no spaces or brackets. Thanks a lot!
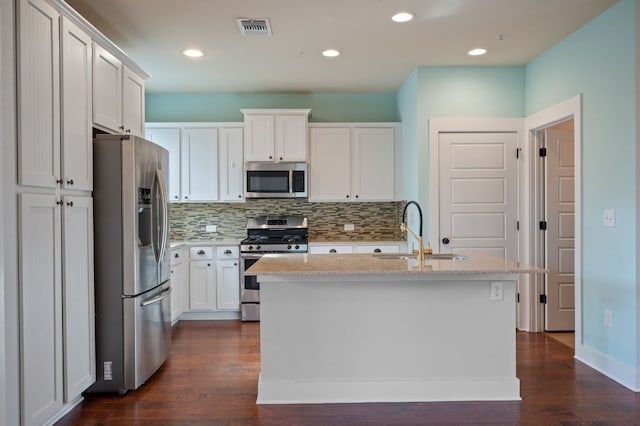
217,246,239,260
170,247,185,266
190,246,214,260
354,244,401,254
309,245,353,254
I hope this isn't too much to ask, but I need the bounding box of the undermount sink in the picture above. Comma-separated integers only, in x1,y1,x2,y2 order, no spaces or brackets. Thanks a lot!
373,253,469,261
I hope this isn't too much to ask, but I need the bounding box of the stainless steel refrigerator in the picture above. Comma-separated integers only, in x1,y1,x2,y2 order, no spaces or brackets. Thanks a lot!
89,134,171,394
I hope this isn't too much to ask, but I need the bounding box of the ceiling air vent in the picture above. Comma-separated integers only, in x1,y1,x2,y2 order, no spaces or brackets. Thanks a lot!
237,18,272,36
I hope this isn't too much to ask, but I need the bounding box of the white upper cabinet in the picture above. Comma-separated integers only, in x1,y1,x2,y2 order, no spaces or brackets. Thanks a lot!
146,123,245,203
219,127,244,201
242,109,310,162
181,127,219,202
309,127,351,201
309,125,400,202
145,127,182,202
93,43,146,136
18,0,60,189
61,17,93,191
92,44,122,133
351,128,395,201
122,66,145,137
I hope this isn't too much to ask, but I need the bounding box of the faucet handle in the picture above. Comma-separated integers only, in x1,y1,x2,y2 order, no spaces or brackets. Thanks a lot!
424,241,433,255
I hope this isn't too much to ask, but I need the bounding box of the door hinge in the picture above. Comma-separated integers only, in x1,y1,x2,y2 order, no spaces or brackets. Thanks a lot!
540,294,547,304
539,147,547,157
516,148,521,159
539,221,547,231
517,293,520,303
516,221,520,231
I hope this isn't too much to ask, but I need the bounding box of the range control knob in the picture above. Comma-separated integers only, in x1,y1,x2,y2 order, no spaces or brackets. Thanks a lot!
248,245,254,251
295,245,300,250
287,245,292,250
256,245,262,251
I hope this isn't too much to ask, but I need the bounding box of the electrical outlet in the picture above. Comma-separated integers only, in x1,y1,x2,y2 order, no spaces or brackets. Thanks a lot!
344,224,355,231
604,309,613,328
603,209,615,227
205,225,217,232
490,282,504,301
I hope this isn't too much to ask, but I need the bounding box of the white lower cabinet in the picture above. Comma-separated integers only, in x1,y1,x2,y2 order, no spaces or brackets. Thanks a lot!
216,246,240,310
19,193,95,425
189,247,216,311
170,246,187,323
310,242,403,255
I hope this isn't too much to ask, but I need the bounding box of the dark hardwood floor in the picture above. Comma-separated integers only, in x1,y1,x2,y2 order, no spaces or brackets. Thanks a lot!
57,321,640,425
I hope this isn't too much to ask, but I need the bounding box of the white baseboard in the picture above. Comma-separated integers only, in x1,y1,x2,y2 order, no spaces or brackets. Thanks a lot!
575,344,639,391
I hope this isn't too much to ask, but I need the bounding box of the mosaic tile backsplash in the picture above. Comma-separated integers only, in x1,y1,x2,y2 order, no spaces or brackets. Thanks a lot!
169,200,406,241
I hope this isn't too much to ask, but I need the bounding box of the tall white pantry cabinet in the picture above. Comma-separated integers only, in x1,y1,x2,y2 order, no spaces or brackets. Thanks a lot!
15,0,147,424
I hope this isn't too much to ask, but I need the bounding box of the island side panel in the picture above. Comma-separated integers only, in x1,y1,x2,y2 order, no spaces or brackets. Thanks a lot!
257,275,520,404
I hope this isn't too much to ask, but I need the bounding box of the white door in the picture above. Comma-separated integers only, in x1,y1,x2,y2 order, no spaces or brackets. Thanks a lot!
62,195,96,401
19,193,63,425
216,260,240,310
61,17,92,191
219,127,244,201
18,0,60,189
121,66,145,137
146,127,181,201
92,43,122,133
351,128,395,201
438,132,519,259
544,123,575,331
181,128,218,201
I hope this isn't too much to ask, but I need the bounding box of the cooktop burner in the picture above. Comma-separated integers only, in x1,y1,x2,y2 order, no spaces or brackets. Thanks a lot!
241,216,308,254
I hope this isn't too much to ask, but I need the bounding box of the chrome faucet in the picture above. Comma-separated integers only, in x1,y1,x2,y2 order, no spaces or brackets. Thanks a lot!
401,201,432,261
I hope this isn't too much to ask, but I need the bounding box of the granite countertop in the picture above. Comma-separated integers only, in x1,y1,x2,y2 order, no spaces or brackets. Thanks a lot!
308,239,406,245
246,253,544,276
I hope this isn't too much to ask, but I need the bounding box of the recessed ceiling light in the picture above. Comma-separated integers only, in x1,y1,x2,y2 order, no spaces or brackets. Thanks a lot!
322,49,340,58
392,12,414,23
468,48,487,56
182,49,205,58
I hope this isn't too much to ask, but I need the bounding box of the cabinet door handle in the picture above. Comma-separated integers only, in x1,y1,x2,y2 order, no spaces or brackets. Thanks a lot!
373,248,381,253
56,200,63,205
66,179,74,185
224,249,232,255
174,253,179,258
56,179,63,185
329,249,337,253
197,250,205,255
66,201,74,207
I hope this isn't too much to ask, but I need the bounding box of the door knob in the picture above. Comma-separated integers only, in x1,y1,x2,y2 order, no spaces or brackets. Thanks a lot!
442,237,450,245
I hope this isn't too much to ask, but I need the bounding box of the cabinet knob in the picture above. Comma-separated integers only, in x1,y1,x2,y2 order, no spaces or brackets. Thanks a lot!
373,248,382,253
66,201,74,207
234,262,238,266
238,194,242,199
442,237,450,245
224,249,232,255
197,250,205,255
355,195,359,199
56,200,63,205
346,195,349,199
56,179,63,184
184,196,188,200
174,196,179,199
329,249,337,253
119,125,124,130
174,253,179,258
67,179,74,185
207,263,211,267
279,156,283,160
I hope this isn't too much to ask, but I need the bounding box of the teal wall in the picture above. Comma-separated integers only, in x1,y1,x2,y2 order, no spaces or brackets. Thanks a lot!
146,93,399,122
526,0,637,367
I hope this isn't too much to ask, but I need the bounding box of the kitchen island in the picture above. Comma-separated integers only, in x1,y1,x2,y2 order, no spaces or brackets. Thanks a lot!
247,252,543,404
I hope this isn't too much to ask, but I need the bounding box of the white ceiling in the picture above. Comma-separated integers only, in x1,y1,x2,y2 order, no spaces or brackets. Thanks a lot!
65,0,619,94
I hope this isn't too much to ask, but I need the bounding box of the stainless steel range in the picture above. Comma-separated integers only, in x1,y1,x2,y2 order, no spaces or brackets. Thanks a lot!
240,216,308,321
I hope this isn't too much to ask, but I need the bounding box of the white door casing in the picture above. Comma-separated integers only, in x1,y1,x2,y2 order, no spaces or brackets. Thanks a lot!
437,132,519,259
542,123,576,331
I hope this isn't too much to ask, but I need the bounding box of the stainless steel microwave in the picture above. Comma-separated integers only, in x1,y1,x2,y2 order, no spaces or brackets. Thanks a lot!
245,162,308,198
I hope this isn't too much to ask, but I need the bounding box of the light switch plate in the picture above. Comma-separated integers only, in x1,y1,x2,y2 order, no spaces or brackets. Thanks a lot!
206,225,217,232
344,224,355,231
603,209,615,227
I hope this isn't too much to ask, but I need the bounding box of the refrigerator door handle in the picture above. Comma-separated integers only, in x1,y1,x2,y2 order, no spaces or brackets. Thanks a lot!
140,287,172,307
152,169,169,264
